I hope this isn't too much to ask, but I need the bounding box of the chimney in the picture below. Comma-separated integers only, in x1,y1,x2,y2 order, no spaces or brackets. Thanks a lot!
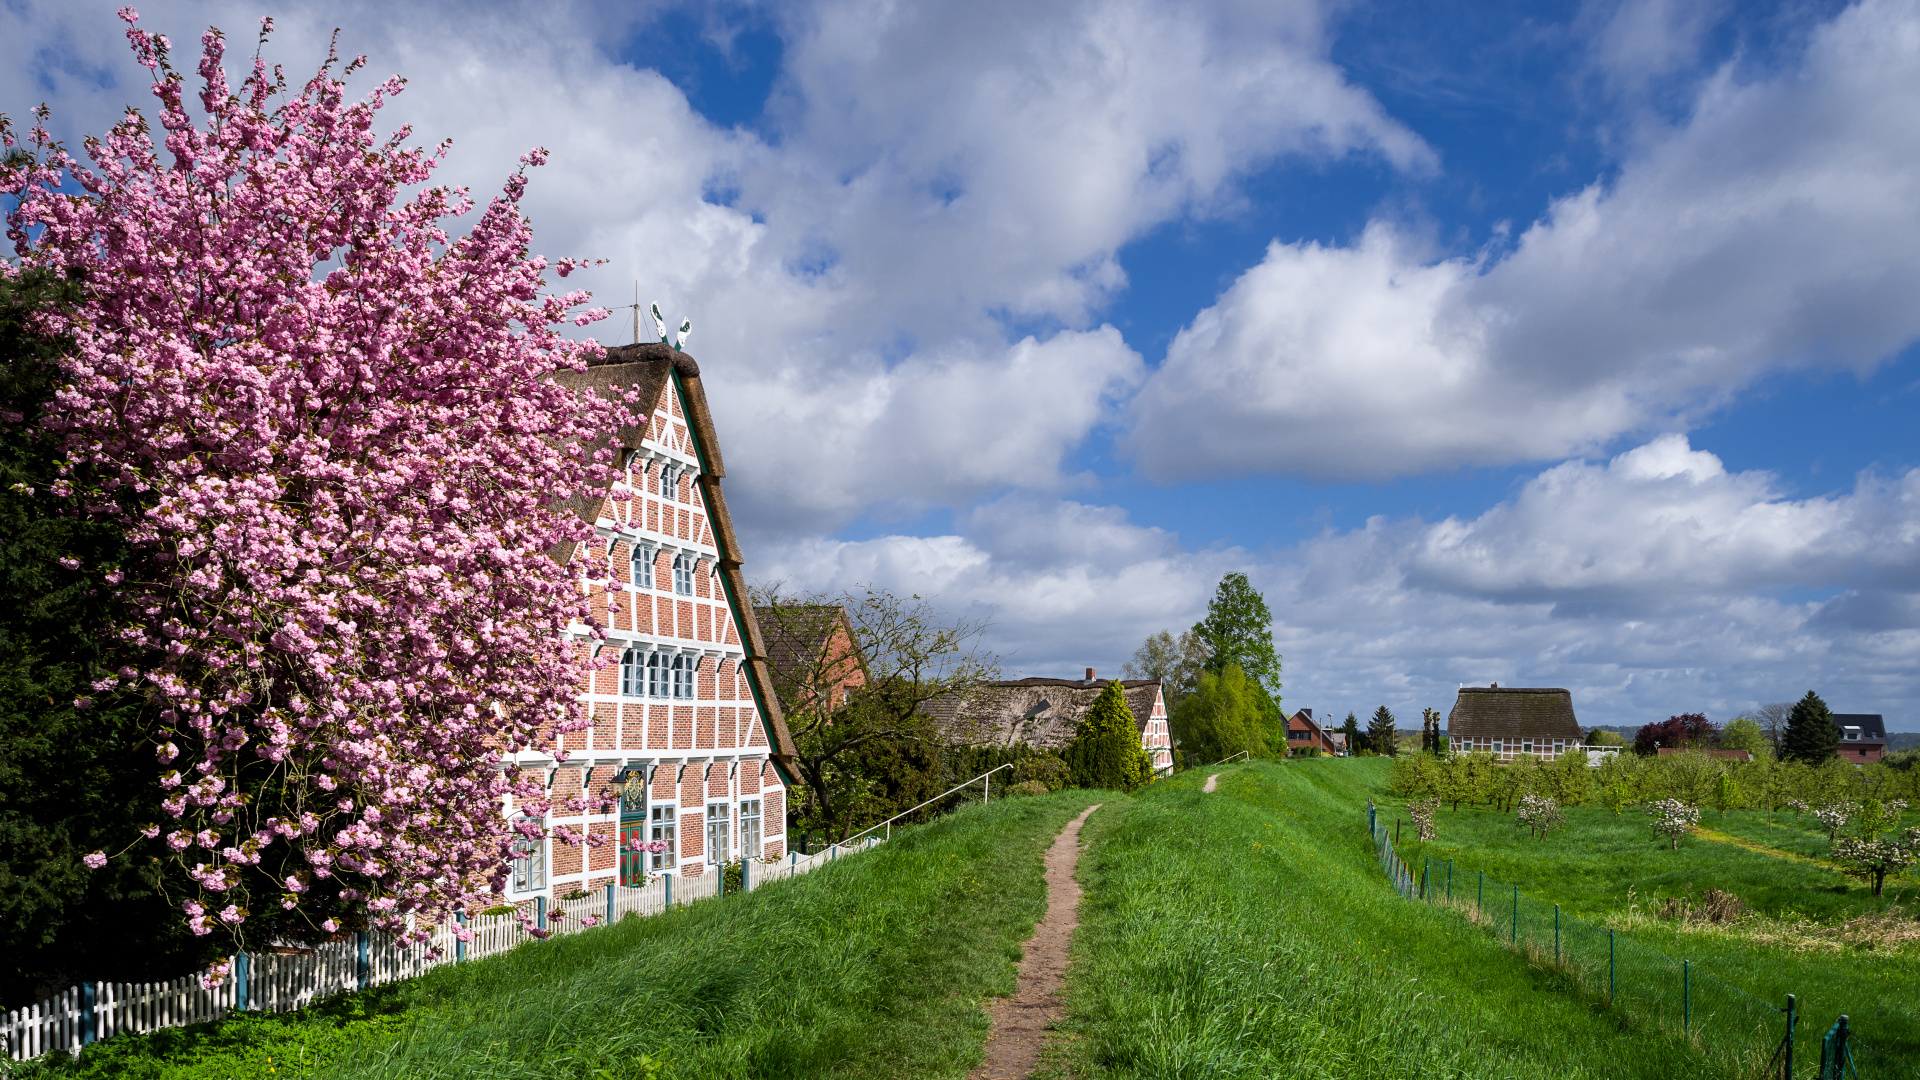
1085,667,1097,682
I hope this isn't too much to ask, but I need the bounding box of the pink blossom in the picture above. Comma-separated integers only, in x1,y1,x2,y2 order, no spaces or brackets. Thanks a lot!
83,851,108,869
3,12,635,949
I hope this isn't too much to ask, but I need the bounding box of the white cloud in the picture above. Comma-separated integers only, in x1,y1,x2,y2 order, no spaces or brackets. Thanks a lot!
1132,0,1920,481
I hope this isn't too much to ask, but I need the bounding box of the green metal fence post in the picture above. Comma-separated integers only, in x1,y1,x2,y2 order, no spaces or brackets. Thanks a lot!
1784,994,1796,1080
1683,959,1690,1036
1608,930,1616,1003
1554,905,1560,964
1511,886,1518,945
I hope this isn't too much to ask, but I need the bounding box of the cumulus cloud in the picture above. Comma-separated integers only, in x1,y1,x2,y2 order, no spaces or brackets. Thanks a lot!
759,439,1920,724
1132,0,1920,481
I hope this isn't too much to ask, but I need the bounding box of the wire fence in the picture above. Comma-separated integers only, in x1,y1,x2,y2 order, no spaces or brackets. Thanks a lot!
1366,801,1916,1080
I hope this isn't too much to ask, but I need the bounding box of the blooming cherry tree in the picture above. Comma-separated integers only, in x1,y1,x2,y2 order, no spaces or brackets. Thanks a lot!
1646,798,1700,850
3,12,639,954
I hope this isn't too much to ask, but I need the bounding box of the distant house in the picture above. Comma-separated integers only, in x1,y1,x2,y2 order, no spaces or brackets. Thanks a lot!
1287,709,1338,756
753,603,868,716
1834,714,1888,764
1446,685,1583,762
922,669,1174,776
1328,730,1349,756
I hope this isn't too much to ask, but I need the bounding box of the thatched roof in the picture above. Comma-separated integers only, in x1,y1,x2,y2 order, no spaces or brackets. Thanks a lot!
551,344,797,770
1446,687,1580,740
922,678,1162,751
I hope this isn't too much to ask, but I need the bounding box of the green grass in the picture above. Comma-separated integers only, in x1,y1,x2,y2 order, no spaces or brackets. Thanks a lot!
15,790,1104,1080
1376,797,1920,1065
1055,760,1743,1080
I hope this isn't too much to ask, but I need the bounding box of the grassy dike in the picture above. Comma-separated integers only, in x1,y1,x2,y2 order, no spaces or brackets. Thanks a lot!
1054,760,1728,1080
20,790,1104,1080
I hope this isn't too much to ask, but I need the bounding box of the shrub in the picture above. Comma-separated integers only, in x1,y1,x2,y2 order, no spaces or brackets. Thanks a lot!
1646,798,1700,850
1010,754,1071,792
1006,780,1050,797
1514,794,1566,841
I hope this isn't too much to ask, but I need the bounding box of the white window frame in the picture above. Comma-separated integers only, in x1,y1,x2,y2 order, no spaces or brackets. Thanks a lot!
662,464,680,502
740,799,762,858
633,545,655,590
649,804,677,871
706,803,732,865
673,654,696,699
509,816,547,894
673,553,695,595
621,648,643,698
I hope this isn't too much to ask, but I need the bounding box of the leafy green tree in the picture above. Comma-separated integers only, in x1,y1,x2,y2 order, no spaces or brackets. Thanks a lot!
0,268,218,1006
1420,707,1443,755
1192,573,1281,702
1781,691,1840,764
1169,663,1268,766
1121,629,1210,710
1367,706,1398,757
1721,716,1768,758
1587,728,1626,747
1065,681,1153,791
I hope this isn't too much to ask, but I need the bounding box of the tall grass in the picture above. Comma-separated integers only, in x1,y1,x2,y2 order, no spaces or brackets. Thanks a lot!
20,790,1103,1080
1057,761,1742,1079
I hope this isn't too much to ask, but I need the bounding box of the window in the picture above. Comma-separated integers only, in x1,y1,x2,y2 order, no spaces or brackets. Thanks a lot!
649,805,676,871
740,799,762,858
647,651,668,698
673,654,696,699
706,804,731,864
621,649,643,697
662,464,680,502
509,818,546,893
632,545,654,590
1522,739,1534,756
1492,739,1504,756
673,554,695,595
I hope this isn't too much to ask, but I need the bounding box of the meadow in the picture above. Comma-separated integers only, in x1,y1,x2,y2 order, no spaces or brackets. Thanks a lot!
10,790,1104,1080
1375,792,1920,1063
1053,760,1741,1080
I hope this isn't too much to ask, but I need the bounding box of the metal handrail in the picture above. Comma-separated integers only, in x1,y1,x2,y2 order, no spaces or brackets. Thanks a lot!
841,763,1016,846
1209,750,1251,767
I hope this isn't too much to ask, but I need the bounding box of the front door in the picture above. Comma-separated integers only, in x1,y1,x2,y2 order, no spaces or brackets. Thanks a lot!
618,775,648,886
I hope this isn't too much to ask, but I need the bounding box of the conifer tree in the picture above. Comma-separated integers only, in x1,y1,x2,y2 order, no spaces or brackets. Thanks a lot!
1065,681,1153,791
1781,691,1840,764
1368,706,1399,757
1341,711,1365,755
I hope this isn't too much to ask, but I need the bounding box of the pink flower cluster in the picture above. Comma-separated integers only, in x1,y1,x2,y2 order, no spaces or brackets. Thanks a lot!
3,12,638,950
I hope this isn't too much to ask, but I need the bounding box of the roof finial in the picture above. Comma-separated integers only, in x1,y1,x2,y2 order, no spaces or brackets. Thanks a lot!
648,303,693,351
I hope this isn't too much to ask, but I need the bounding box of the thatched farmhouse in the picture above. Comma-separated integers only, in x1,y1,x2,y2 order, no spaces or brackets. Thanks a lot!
1446,685,1583,762
922,670,1174,776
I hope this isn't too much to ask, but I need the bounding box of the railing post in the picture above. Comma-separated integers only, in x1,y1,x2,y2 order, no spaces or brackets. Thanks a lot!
80,981,95,1046
1683,960,1690,1036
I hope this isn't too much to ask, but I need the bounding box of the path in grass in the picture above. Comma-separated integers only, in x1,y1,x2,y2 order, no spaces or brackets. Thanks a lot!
1691,823,1838,870
970,803,1100,1080
1201,773,1219,792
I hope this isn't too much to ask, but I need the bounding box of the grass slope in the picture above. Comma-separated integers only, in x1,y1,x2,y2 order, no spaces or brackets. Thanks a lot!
1058,761,1753,1080
1378,800,1919,1062
20,790,1103,1080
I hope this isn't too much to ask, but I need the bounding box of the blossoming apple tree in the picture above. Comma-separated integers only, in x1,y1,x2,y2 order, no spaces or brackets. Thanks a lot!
2,11,639,954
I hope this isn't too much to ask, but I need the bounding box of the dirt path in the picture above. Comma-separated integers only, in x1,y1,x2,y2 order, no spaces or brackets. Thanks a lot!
1203,772,1220,792
969,803,1102,1080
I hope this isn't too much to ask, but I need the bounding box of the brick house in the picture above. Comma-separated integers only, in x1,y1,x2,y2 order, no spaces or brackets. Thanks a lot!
753,603,870,715
1446,685,1583,762
1834,714,1888,764
1286,708,1338,755
504,343,798,902
923,670,1174,776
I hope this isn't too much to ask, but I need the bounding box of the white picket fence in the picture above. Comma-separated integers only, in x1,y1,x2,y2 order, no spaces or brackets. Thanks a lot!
2,838,884,1061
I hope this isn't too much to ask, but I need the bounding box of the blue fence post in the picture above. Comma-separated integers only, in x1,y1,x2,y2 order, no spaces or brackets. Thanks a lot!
357,932,370,990
665,874,673,910
236,953,249,1012
80,980,95,1046
456,912,466,963
743,857,752,893
606,880,615,925
535,895,546,933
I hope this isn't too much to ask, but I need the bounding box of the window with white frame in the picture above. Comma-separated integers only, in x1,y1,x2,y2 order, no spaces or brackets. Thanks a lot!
673,554,695,595
649,805,676,871
621,648,644,697
509,817,546,893
647,651,668,698
740,799,762,858
673,654,696,699
632,545,654,590
1492,739,1504,756
706,803,731,864
662,464,680,502
1522,738,1534,755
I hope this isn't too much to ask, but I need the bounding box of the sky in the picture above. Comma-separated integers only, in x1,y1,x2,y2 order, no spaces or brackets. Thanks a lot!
7,0,1920,730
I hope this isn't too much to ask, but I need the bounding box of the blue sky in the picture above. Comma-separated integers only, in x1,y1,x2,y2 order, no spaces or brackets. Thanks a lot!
8,0,1920,731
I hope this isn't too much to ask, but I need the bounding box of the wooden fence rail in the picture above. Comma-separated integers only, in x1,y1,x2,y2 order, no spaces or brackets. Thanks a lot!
3,837,872,1061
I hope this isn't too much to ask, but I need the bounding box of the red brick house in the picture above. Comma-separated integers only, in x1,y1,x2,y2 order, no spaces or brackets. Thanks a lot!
504,344,798,901
1834,714,1888,764
753,603,870,715
1286,709,1338,755
923,670,1174,776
